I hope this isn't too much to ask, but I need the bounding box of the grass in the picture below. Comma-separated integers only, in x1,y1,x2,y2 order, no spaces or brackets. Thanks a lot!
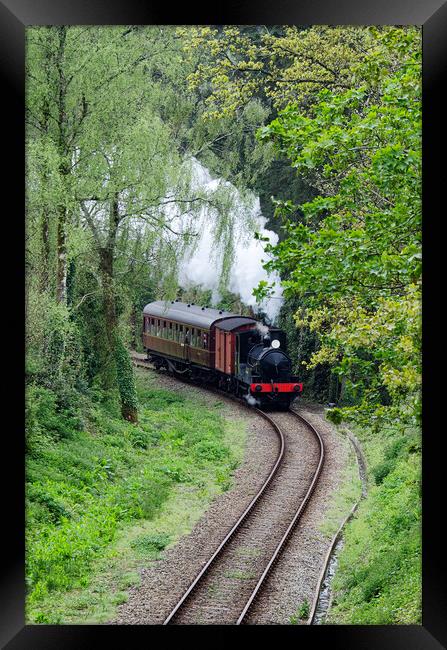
223,569,257,580
318,434,362,540
25,367,248,624
325,421,421,625
290,599,310,624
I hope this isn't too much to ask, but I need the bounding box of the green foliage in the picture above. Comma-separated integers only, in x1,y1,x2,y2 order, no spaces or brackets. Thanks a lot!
326,408,344,425
371,459,394,485
328,425,421,624
26,385,82,456
26,368,246,622
290,600,310,623
114,336,138,421
255,27,421,425
179,26,372,118
130,532,171,558
26,288,85,400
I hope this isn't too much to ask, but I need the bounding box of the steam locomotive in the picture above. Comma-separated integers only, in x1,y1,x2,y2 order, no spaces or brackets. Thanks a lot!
142,300,303,409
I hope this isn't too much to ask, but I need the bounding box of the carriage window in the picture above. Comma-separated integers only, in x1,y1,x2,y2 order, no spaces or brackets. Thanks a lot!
157,319,161,336
179,325,184,343
202,332,208,349
168,321,173,340
185,328,190,345
191,328,196,347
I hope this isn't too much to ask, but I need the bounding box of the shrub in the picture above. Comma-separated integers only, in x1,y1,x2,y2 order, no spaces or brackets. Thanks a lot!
27,484,71,524
193,439,230,462
26,385,82,455
129,428,153,449
372,459,394,485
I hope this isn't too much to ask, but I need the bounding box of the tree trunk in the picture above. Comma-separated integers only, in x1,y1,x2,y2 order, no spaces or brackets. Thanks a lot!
328,372,339,404
338,375,346,404
55,27,68,304
56,205,67,303
39,96,52,293
39,208,51,292
99,246,118,389
98,199,138,423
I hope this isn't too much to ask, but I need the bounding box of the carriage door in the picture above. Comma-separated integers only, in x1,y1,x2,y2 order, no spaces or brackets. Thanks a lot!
185,327,191,362
225,332,233,375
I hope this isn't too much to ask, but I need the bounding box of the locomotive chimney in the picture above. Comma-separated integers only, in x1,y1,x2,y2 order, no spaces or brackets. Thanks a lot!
263,331,271,348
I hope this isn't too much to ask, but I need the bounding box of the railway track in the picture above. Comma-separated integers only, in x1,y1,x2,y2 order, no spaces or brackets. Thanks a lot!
131,353,325,625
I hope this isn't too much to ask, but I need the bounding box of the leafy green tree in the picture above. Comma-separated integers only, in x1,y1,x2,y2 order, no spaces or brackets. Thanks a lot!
255,27,421,426
26,26,255,421
179,26,371,118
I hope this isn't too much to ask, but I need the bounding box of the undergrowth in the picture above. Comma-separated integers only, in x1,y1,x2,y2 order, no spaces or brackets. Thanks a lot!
26,368,247,623
327,422,421,624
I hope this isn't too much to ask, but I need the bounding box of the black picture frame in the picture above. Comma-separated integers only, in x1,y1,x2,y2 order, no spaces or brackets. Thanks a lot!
2,1,445,647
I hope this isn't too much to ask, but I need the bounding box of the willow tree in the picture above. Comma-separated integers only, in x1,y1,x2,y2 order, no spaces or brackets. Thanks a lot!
27,25,247,421
26,26,188,420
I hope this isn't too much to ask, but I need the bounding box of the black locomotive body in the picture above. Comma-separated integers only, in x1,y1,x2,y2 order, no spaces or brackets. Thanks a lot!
142,300,303,409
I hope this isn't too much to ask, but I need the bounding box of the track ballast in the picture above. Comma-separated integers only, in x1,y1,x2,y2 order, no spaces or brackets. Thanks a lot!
131,353,325,625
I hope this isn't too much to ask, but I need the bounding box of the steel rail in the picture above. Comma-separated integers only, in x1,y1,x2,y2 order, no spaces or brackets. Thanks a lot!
236,409,325,624
131,353,326,625
162,408,285,625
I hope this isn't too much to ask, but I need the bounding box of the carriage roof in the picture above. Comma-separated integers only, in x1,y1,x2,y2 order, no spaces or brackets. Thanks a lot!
143,300,257,330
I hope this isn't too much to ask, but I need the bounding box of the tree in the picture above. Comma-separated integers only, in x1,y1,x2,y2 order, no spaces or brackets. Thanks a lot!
254,27,421,426
26,26,250,421
179,26,372,118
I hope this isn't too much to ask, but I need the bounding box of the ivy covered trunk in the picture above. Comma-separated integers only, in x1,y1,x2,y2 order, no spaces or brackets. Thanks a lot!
55,27,69,305
114,337,138,423
99,242,138,423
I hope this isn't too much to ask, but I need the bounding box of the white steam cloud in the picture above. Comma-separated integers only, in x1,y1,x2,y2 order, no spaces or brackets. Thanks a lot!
255,322,270,337
243,393,260,407
169,158,283,322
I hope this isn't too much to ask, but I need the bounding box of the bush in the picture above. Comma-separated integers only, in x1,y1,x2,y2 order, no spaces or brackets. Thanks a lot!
27,484,71,524
26,289,85,400
193,439,230,462
372,459,394,485
26,385,82,455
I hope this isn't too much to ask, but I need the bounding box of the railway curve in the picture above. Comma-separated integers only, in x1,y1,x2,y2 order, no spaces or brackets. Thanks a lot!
131,354,326,625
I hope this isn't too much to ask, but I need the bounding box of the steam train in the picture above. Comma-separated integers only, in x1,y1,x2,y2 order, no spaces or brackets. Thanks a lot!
142,300,302,409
